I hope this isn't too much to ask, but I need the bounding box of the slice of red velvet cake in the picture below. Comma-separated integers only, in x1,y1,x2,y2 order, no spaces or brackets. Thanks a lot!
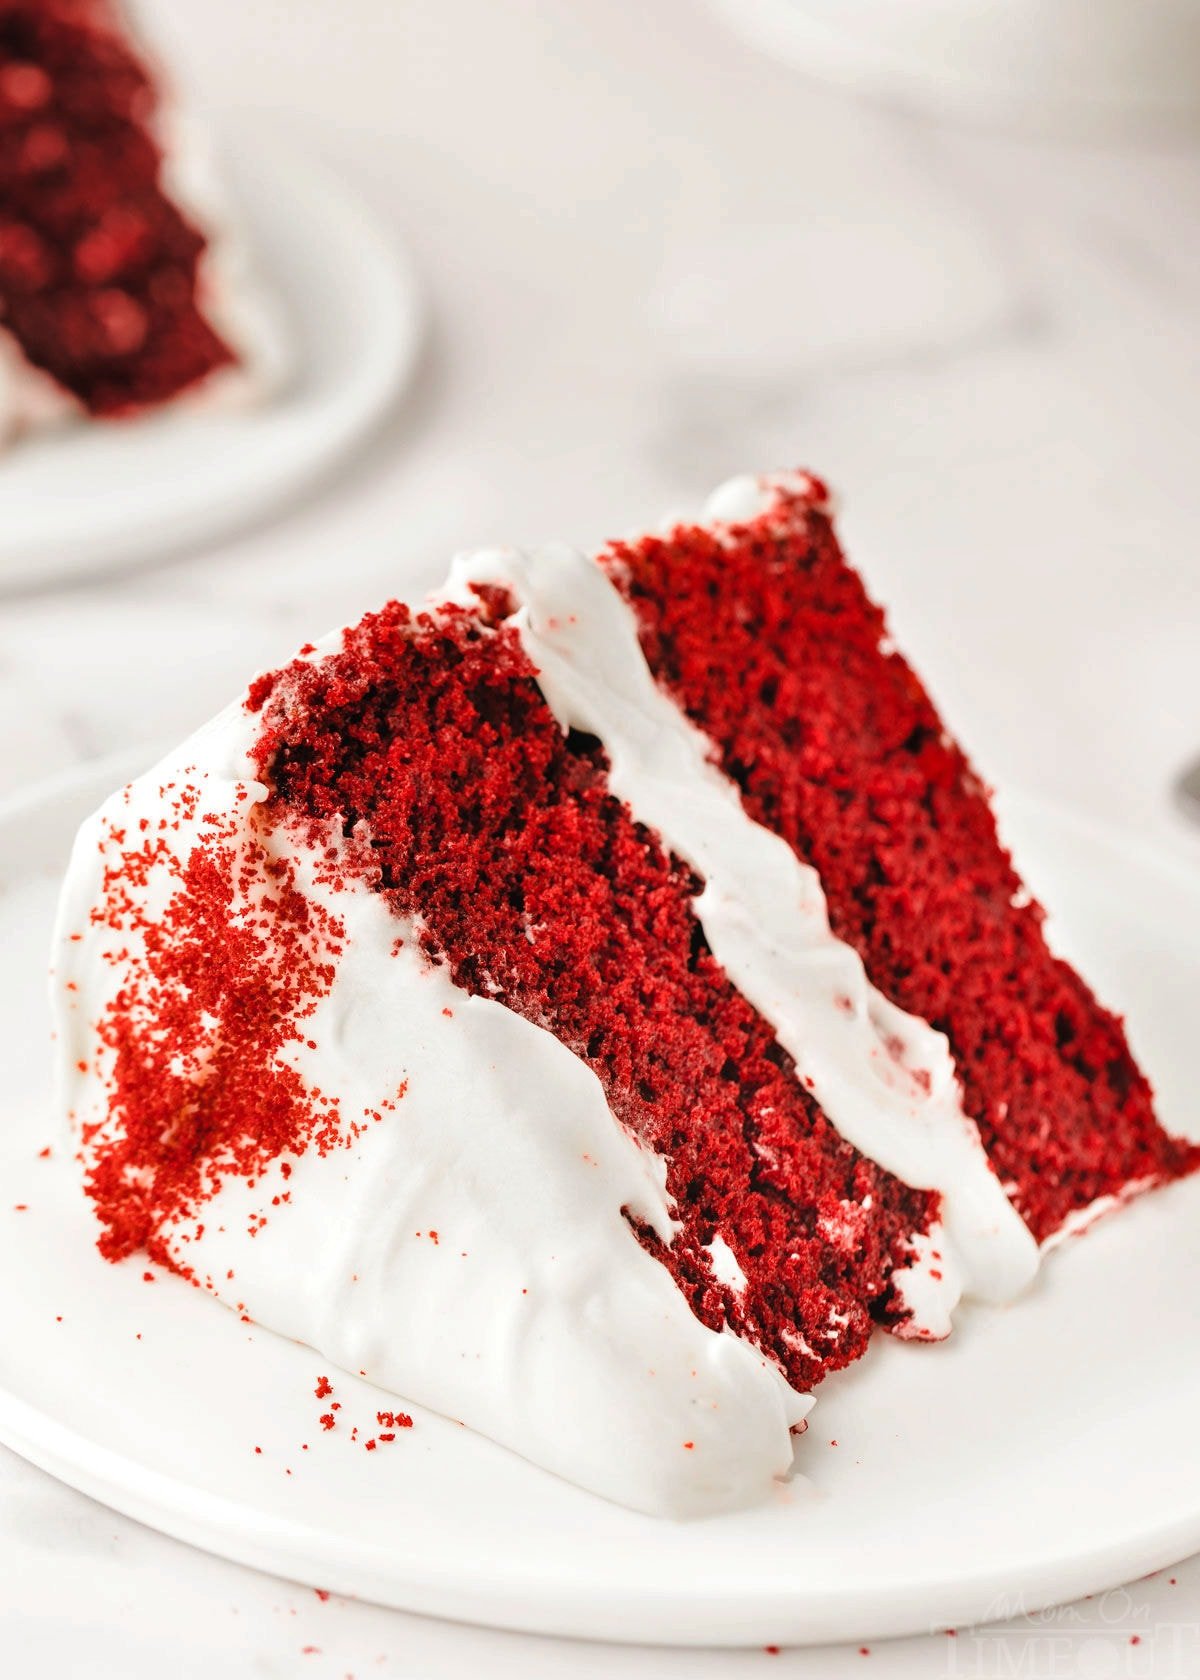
0,0,283,440
53,471,1198,1517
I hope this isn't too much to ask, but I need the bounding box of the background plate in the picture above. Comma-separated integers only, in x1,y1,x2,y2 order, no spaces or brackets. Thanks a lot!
0,133,422,589
1,756,1198,1647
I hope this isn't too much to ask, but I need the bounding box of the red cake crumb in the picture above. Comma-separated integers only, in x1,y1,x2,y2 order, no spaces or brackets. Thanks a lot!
602,476,1200,1240
315,1375,333,1399
82,800,348,1269
249,598,942,1389
0,0,236,415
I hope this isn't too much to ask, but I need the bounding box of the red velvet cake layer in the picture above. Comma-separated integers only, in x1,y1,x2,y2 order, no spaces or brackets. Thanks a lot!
602,476,1199,1242
0,0,235,415
249,601,943,1391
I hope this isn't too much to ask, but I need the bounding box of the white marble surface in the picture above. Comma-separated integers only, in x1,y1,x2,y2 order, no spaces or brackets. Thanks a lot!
4,0,1200,1673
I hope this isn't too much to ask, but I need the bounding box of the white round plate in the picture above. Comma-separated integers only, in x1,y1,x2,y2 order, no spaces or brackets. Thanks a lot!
0,134,422,590
1,756,1198,1647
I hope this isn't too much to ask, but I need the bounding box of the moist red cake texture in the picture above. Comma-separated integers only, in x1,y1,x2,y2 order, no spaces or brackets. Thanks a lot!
243,603,942,1392
0,0,235,415
600,475,1200,1241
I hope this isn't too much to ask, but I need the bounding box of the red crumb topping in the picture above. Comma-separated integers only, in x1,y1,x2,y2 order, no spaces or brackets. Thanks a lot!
376,1410,413,1429
248,598,940,1388
315,1375,333,1399
602,475,1200,1240
0,0,236,414
82,797,347,1268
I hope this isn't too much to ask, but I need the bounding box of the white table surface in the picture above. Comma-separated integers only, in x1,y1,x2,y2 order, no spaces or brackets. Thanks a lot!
4,0,1200,1673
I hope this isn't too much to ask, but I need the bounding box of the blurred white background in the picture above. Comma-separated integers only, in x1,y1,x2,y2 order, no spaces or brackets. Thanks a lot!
4,0,1200,1673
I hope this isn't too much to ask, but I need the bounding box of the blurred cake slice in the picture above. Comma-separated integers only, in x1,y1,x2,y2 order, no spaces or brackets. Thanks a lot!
0,0,285,444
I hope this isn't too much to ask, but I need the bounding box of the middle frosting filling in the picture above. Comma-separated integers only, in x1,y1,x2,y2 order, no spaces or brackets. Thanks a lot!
446,545,1038,1315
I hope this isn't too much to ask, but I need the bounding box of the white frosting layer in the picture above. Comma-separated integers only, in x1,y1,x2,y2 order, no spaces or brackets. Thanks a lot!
446,540,1039,1311
53,699,809,1520
701,469,817,526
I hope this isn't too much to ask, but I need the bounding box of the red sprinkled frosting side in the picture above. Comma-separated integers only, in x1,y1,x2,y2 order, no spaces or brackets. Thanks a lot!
74,784,358,1276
